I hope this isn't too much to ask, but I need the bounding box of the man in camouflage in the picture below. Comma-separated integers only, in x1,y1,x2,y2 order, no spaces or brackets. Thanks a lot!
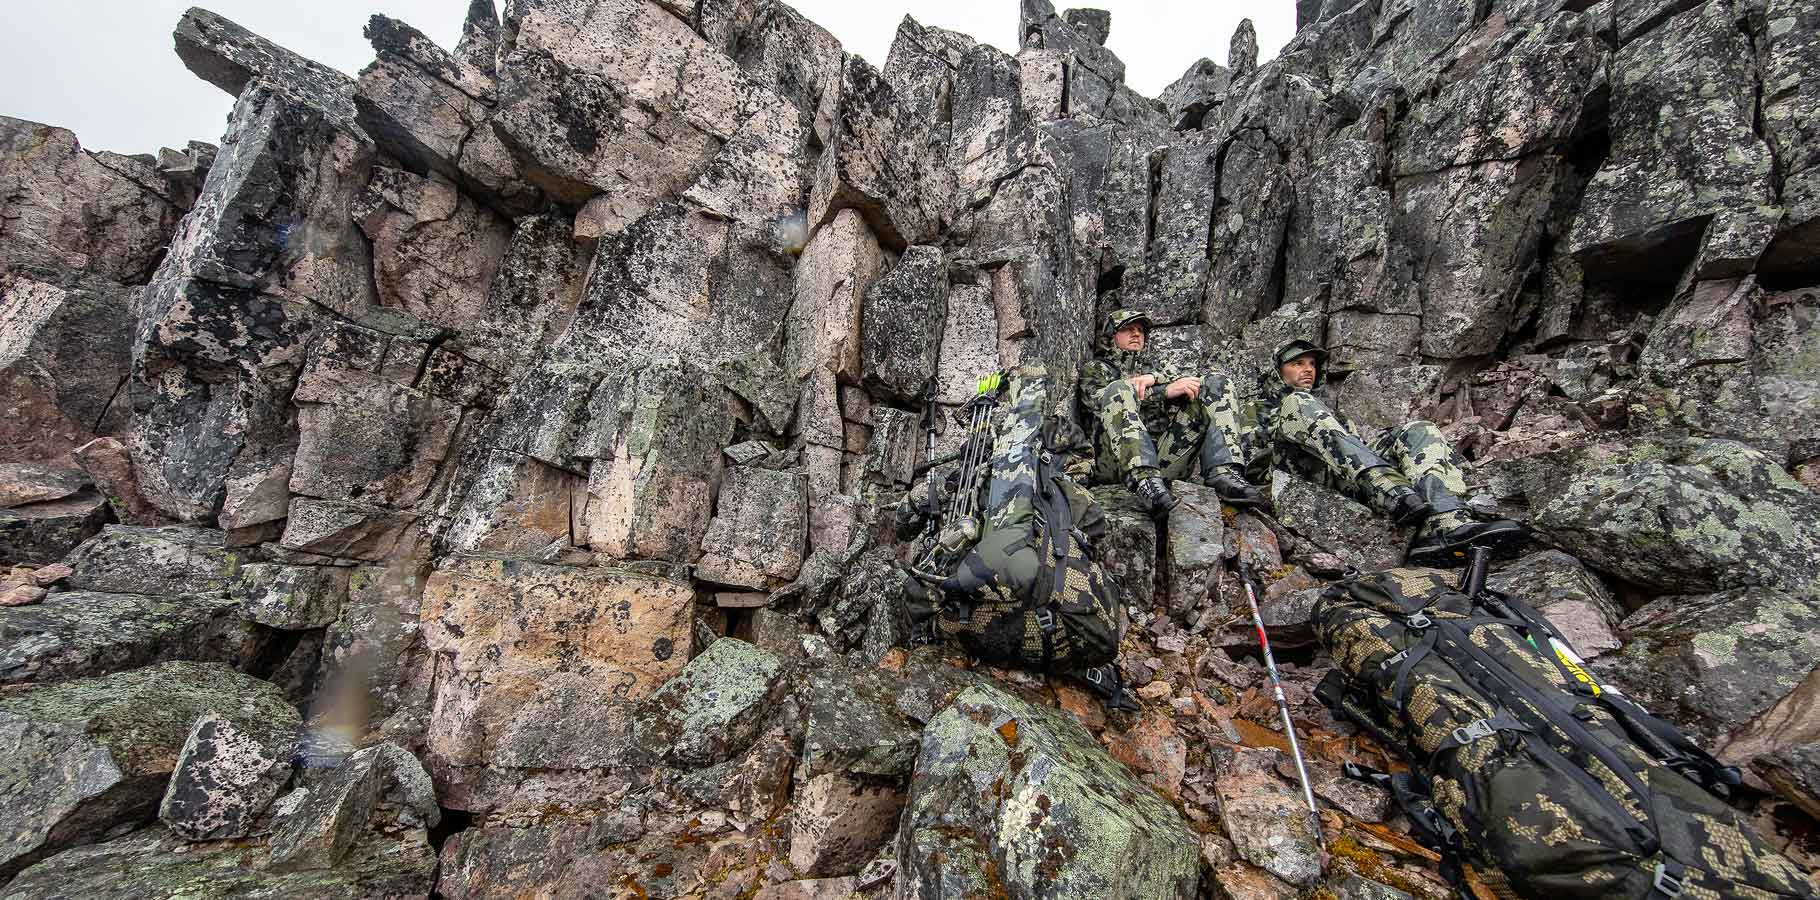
895,365,1134,709
1253,340,1522,565
1077,309,1266,518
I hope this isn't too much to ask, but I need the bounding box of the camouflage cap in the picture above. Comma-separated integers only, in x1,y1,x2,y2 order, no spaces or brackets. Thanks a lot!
1272,339,1329,388
1098,309,1154,351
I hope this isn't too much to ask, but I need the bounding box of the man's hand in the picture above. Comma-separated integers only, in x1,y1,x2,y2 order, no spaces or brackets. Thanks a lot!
1164,377,1202,402
1126,374,1157,400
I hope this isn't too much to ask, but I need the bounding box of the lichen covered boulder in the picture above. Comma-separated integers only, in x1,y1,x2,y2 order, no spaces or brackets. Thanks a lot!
897,683,1201,899
418,556,695,813
632,638,785,769
0,825,434,900
1522,438,1820,595
0,590,265,685
158,709,300,841
1594,588,1820,753
63,526,244,597
268,743,439,872
0,661,296,882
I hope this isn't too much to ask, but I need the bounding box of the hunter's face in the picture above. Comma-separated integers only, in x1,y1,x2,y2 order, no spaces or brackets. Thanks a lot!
1113,323,1147,351
1280,354,1318,390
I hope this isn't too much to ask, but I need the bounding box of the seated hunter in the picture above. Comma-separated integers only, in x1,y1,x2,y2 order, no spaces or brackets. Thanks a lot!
894,365,1133,710
1251,340,1523,566
1077,309,1266,517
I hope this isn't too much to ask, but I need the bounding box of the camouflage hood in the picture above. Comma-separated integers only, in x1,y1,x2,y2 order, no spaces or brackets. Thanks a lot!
1268,339,1329,394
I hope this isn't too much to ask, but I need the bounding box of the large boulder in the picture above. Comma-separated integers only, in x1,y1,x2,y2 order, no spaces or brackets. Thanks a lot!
0,661,295,882
448,212,587,382
351,167,512,338
0,493,110,567
577,357,736,563
353,15,542,216
1123,133,1218,327
1595,588,1820,755
1089,485,1157,612
1487,550,1624,659
0,118,184,284
228,563,349,630
859,246,947,404
492,0,787,213
631,638,785,769
1271,477,1405,573
0,590,265,685
129,74,375,522
288,366,462,508
0,275,135,468
810,54,946,249
0,824,435,899
1164,481,1228,617
1754,0,1820,281
898,683,1201,899
1721,666,1820,815
418,556,694,813
158,709,300,841
63,526,242,597
173,8,361,133
267,743,439,871
695,465,807,590
0,465,86,510
1518,438,1820,596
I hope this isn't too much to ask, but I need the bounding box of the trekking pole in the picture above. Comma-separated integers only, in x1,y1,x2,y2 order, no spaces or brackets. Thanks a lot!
1237,559,1327,851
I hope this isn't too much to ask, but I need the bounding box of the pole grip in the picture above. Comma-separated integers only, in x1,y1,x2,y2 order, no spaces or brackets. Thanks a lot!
1460,545,1491,596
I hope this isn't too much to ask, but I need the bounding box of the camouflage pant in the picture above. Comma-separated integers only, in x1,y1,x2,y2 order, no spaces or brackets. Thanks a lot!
1088,372,1246,486
1264,391,1469,520
926,366,1121,673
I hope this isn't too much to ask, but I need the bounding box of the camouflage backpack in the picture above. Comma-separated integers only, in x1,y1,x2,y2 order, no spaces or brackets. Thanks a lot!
1312,567,1817,900
928,369,1122,674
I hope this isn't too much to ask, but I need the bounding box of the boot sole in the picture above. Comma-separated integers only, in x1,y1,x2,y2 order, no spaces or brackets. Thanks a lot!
1406,522,1527,567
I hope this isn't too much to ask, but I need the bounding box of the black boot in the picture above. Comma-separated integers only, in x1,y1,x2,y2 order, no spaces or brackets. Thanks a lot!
1076,664,1139,713
1385,485,1432,527
1132,475,1178,519
1364,468,1432,526
1407,517,1527,567
1205,472,1266,509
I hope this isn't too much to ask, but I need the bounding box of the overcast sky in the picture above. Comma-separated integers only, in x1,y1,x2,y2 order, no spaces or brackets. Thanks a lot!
0,1,1292,155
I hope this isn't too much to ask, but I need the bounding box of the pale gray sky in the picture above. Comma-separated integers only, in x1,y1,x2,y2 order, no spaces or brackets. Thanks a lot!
0,1,1292,155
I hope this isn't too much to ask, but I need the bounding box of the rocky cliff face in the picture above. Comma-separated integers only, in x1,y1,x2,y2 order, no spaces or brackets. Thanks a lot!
0,0,1817,897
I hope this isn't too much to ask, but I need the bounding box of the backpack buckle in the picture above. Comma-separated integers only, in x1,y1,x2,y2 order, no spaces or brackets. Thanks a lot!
1652,862,1685,898
1451,718,1496,746
1406,612,1433,630
1379,649,1409,671
1033,607,1057,634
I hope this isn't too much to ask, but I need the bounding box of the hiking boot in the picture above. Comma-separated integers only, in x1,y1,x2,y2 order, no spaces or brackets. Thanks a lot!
1407,517,1527,567
1385,485,1432,527
1076,664,1139,713
1204,472,1266,509
1133,476,1178,519
1365,468,1431,526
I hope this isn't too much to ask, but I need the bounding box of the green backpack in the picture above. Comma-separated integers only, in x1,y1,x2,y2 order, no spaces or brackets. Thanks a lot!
1313,567,1817,900
908,367,1122,675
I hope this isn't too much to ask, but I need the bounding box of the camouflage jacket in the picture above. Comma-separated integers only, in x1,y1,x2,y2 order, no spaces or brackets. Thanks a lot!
1077,349,1178,431
1242,368,1363,480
